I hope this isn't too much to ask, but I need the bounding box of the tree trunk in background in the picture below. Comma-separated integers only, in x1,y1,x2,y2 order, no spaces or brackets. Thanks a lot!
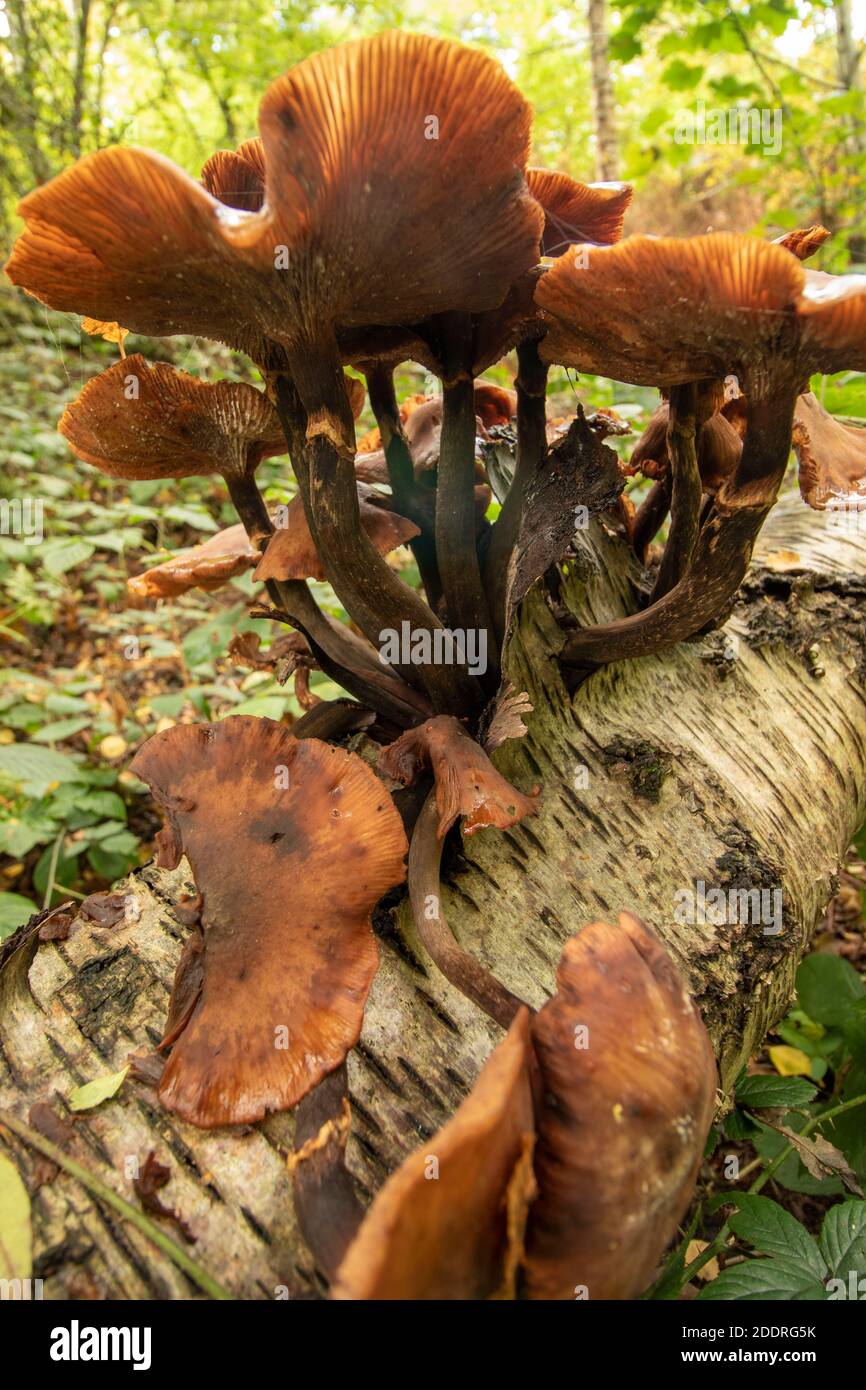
833,0,866,260
1,495,864,1298
587,0,618,179
71,0,93,159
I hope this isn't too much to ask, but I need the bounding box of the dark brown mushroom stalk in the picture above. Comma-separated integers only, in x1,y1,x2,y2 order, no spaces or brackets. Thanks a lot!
481,171,632,636
380,715,539,1026
535,233,866,668
130,717,408,1127
363,363,443,609
254,33,542,715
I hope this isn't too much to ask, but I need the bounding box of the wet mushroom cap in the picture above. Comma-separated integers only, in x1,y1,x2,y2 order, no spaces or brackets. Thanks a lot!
629,402,742,494
773,224,830,261
253,484,420,583
527,168,632,256
59,355,285,480
333,1008,536,1300
535,234,808,389
792,391,866,509
523,912,717,1300
130,717,408,1127
128,522,258,600
379,714,540,838
7,34,543,354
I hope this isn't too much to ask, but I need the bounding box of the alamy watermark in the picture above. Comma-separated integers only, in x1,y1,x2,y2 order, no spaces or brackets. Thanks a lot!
674,879,783,936
0,497,43,545
379,620,488,676
674,99,783,157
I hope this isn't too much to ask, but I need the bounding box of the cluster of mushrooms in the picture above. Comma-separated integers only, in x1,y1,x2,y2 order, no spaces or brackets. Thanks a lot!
7,30,866,1299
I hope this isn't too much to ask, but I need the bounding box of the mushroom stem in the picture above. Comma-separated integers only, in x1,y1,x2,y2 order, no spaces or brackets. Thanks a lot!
365,364,444,610
290,1063,364,1283
648,382,701,601
407,790,529,1029
560,388,797,668
225,466,428,727
633,477,671,565
435,314,500,679
483,337,548,642
284,337,482,717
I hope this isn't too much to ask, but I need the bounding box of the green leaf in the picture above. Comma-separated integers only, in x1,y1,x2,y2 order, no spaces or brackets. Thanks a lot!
68,1065,130,1112
164,505,218,532
31,716,92,743
0,1153,32,1279
699,1255,827,1301
797,954,864,1028
843,999,866,1065
87,844,138,880
42,538,96,576
0,742,81,796
662,59,704,91
736,1073,817,1109
0,891,38,939
819,1200,866,1280
727,1194,826,1278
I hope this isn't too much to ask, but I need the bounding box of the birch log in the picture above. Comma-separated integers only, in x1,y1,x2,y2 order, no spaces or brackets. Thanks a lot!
1,493,864,1299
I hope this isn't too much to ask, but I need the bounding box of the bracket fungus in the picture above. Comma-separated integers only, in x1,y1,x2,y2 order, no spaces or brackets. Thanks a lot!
130,717,407,1127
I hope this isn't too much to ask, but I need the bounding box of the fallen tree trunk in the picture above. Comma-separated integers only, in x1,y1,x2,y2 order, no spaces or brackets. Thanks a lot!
1,494,864,1299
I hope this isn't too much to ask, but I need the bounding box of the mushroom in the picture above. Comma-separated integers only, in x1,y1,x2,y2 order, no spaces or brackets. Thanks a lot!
332,914,716,1300
535,234,866,664
527,169,632,257
130,717,408,1127
333,1009,536,1300
522,912,718,1299
127,522,257,602
379,714,539,839
480,172,633,636
58,354,285,545
792,391,866,509
385,716,540,1026
6,33,543,716
253,484,419,583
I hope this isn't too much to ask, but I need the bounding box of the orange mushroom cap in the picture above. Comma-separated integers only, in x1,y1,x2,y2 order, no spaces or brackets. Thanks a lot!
535,233,866,394
7,34,542,356
379,714,540,838
253,483,419,583
527,169,632,257
59,355,285,481
333,1009,536,1300
773,224,830,261
128,522,257,601
130,717,407,1127
628,401,742,494
523,912,717,1300
792,391,866,510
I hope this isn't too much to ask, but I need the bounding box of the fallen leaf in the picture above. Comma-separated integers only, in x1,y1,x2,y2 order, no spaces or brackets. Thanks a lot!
769,1045,812,1078
68,1065,130,1113
0,1153,32,1280
686,1239,719,1282
775,1124,864,1196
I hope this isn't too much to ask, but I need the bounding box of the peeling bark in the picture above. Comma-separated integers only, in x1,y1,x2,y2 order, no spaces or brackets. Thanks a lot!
1,495,864,1299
